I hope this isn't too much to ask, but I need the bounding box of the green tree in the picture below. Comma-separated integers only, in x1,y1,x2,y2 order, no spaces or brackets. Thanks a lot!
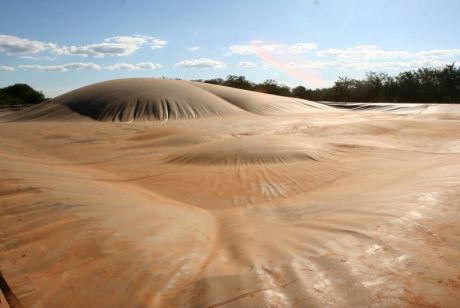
291,85,308,99
255,79,291,96
0,83,48,106
223,75,253,90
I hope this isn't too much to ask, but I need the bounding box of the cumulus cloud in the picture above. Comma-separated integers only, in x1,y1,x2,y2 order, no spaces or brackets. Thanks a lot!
187,46,200,51
105,62,162,70
0,34,56,55
19,61,161,72
20,55,55,61
236,44,460,72
285,58,453,71
228,44,255,55
237,61,257,68
0,34,167,58
416,49,460,59
228,41,317,55
52,35,167,57
135,62,162,70
105,63,139,70
63,62,102,70
109,36,167,49
175,58,226,69
316,45,411,59
0,65,15,71
228,43,285,55
19,64,67,72
19,62,102,72
287,43,319,55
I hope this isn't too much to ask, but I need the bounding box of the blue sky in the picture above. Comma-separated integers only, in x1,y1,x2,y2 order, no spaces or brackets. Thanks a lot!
0,0,459,97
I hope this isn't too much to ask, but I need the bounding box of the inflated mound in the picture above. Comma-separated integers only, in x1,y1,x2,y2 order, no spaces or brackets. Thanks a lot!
5,78,331,122
9,78,248,121
193,81,333,114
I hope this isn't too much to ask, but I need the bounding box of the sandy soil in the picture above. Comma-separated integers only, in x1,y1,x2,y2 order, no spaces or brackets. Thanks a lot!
0,79,459,307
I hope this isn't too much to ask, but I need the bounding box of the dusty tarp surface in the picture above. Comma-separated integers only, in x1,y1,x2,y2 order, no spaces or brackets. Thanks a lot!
1,79,459,307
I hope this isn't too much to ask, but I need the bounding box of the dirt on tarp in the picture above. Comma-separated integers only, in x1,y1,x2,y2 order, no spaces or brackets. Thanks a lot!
1,79,460,307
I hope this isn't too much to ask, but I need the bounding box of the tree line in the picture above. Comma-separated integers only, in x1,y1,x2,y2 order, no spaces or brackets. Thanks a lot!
195,64,460,103
1,64,459,106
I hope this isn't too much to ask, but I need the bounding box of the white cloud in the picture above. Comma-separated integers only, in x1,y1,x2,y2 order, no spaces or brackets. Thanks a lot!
175,58,226,69
105,63,139,70
249,44,460,72
105,62,162,70
146,38,167,50
20,55,55,61
228,41,317,55
63,62,102,70
237,61,257,68
0,34,166,58
286,61,332,70
52,35,167,57
109,36,167,49
416,49,460,59
187,46,200,51
287,43,318,55
316,45,411,59
18,61,161,72
19,62,101,72
285,58,453,71
135,62,162,70
0,65,15,71
228,43,284,55
19,64,67,72
228,44,255,55
53,44,135,57
0,34,56,55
